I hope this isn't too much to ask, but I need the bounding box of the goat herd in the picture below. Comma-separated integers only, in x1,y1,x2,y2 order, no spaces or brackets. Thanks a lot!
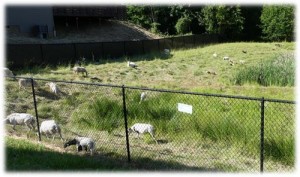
5,67,158,156
5,112,158,156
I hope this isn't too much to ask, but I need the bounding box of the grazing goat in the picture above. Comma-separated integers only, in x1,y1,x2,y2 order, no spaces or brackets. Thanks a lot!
18,78,38,89
45,82,60,95
73,66,88,76
223,56,230,60
206,70,217,75
5,113,35,131
39,120,63,141
127,61,137,68
128,123,158,144
4,68,15,78
139,92,147,103
64,137,95,156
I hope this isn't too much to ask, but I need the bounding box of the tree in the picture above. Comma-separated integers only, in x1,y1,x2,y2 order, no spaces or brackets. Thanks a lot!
200,5,244,40
126,5,205,35
260,5,295,41
126,6,152,29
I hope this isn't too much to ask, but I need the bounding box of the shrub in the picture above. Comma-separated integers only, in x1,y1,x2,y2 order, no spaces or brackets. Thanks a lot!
175,17,192,34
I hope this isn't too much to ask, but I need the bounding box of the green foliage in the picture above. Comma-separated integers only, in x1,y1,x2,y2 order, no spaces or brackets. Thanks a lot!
71,98,123,133
260,5,295,41
126,6,152,29
233,53,295,86
175,17,192,34
126,5,204,35
200,5,244,39
150,22,161,34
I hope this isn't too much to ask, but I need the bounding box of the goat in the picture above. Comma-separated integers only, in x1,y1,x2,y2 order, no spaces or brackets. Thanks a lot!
5,113,35,131
223,56,230,60
139,92,147,103
45,82,60,95
18,78,38,89
128,123,158,144
38,120,63,141
206,70,217,75
127,61,137,68
73,66,88,76
64,137,95,156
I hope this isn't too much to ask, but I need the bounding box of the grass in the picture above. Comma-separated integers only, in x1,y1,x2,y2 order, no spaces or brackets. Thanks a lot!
233,53,295,86
4,42,296,171
13,42,295,100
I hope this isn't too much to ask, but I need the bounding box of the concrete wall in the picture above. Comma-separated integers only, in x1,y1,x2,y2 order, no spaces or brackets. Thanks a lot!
6,6,54,36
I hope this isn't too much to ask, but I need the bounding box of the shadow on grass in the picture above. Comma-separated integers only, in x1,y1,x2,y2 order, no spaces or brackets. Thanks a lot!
5,145,220,172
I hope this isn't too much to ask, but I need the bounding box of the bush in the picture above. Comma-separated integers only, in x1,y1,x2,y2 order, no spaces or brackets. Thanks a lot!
150,22,161,34
175,17,192,34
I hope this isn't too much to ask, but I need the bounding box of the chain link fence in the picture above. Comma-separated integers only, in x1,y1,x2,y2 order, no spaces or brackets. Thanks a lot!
4,77,295,172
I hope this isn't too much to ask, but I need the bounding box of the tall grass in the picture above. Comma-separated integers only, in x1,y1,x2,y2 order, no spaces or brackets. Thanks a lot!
70,97,123,133
65,89,294,165
233,53,295,86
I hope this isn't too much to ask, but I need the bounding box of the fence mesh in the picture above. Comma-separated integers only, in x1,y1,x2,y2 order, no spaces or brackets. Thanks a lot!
264,101,295,172
4,77,296,172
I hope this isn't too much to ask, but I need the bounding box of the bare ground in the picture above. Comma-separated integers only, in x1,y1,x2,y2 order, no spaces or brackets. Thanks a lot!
6,20,162,44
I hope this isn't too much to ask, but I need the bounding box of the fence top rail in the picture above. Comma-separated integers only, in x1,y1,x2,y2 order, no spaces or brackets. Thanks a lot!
6,76,295,104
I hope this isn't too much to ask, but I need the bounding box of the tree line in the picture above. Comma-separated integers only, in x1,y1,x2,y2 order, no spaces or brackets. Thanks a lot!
126,5,295,42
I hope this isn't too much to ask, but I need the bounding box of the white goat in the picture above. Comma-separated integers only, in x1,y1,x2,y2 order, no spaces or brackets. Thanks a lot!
4,68,14,78
64,137,95,156
139,92,147,103
45,82,60,95
128,123,158,144
223,56,230,60
239,60,245,65
18,78,38,89
127,61,137,68
38,120,63,141
5,113,35,131
73,66,88,76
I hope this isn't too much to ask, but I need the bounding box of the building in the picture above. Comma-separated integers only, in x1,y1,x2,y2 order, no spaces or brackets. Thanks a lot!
6,6,126,38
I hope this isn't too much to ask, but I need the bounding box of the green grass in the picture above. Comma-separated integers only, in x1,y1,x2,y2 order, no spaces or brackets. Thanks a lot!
233,53,295,86
5,42,295,171
13,42,295,100
5,137,218,171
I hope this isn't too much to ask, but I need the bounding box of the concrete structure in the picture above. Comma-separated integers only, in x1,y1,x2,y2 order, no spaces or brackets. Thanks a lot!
6,6,55,37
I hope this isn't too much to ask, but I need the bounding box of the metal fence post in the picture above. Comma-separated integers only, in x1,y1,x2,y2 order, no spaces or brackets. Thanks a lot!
260,97,265,172
122,85,131,162
31,78,41,141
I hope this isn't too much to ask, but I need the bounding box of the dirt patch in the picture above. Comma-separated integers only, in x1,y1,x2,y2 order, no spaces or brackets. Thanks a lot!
7,20,162,44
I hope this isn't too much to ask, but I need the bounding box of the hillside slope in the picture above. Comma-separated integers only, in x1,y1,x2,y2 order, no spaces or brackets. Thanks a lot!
7,20,161,44
14,42,295,100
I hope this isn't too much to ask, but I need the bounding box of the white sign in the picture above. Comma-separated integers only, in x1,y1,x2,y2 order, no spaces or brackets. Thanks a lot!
177,103,193,114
